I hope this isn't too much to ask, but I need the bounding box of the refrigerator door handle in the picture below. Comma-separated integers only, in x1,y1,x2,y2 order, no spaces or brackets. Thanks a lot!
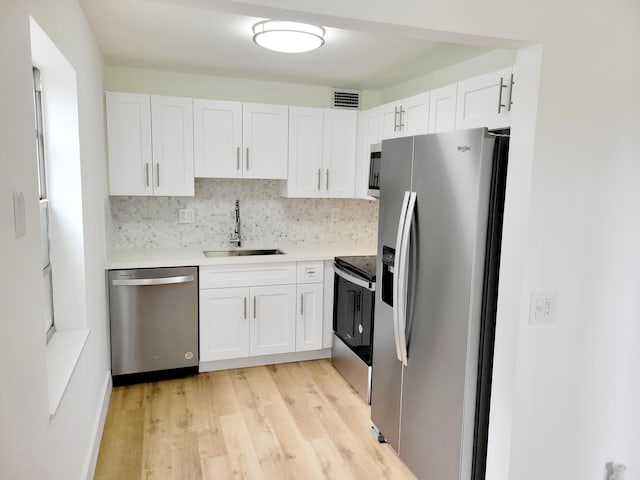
393,191,411,363
397,191,417,367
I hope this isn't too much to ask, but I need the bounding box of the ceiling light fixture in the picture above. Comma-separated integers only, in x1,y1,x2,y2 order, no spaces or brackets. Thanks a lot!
252,20,325,53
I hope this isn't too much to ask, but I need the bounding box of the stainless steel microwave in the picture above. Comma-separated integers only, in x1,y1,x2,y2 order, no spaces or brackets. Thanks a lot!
367,143,382,197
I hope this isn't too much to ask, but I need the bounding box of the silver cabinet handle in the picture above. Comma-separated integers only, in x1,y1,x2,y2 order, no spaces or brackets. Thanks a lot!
145,163,150,187
508,73,515,112
156,164,160,187
498,76,507,114
317,169,321,191
246,147,249,171
244,296,247,319
300,293,304,315
325,169,329,191
253,296,257,319
112,275,194,286
399,107,405,130
237,146,240,171
393,106,399,132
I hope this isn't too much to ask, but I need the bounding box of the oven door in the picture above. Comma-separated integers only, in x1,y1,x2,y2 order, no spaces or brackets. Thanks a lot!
333,264,375,364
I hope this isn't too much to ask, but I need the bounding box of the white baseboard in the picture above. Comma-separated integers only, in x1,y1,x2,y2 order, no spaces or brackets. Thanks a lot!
82,371,112,480
199,348,331,373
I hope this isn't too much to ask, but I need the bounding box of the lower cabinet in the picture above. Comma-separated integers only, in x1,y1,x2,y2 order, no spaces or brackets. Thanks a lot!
199,262,324,363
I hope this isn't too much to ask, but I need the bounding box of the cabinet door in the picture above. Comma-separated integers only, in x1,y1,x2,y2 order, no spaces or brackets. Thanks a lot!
250,285,296,356
428,83,458,133
151,95,194,196
381,101,400,140
286,107,324,197
322,108,357,198
242,103,288,179
455,67,513,130
355,107,382,199
199,287,250,361
193,99,242,179
106,92,153,196
296,283,324,352
400,92,429,137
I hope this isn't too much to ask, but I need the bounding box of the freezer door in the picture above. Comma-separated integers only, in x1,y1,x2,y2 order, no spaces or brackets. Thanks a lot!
370,136,414,451
398,129,495,480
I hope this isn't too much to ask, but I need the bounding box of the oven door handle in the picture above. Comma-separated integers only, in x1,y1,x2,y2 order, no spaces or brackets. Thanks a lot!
334,264,375,292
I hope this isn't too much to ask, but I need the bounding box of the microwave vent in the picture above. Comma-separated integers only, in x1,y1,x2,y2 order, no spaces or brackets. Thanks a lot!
332,89,360,109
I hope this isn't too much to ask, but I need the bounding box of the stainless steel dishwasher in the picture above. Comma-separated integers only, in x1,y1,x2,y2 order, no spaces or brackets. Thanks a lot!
108,266,198,385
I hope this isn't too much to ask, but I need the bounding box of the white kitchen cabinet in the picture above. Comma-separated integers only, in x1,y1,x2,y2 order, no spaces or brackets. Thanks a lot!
106,91,194,196
199,287,250,361
296,283,324,352
286,107,324,197
381,92,430,140
199,261,324,363
455,67,513,130
193,99,242,178
242,102,288,179
428,83,458,134
355,106,382,199
284,107,357,198
250,284,297,356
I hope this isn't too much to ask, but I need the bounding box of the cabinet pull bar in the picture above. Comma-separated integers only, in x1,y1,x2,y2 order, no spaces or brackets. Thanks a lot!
394,106,399,132
244,297,247,319
253,296,256,319
145,163,150,187
399,107,405,130
300,294,304,315
156,164,160,187
246,147,249,171
508,73,515,112
237,146,240,171
498,76,507,114
317,169,321,191
325,169,329,191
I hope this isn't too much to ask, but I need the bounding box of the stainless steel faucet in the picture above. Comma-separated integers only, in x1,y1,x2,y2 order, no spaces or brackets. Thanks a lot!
229,199,241,247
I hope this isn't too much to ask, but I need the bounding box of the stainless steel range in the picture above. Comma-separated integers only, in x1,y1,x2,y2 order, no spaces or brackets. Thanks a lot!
331,255,376,403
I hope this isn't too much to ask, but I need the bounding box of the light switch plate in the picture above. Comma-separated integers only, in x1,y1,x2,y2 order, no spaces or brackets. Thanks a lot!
13,191,26,238
179,208,195,224
529,291,557,324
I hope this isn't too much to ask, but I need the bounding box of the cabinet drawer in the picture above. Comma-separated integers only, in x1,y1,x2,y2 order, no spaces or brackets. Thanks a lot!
296,261,324,284
200,262,296,289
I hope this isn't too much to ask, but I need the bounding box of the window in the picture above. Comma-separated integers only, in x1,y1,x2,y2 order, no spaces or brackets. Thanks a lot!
33,67,55,341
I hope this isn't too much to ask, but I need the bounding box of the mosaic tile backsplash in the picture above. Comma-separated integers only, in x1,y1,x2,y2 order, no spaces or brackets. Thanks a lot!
109,179,379,249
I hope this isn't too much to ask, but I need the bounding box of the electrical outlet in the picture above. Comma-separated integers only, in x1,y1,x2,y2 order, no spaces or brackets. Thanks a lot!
331,208,340,221
178,208,195,224
529,291,557,324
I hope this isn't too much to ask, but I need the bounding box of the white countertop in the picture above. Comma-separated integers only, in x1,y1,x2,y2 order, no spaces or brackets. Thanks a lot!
106,243,377,270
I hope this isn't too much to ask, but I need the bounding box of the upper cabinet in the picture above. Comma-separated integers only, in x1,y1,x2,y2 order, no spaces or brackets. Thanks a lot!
242,103,288,179
193,99,242,178
194,101,288,180
284,107,357,198
428,83,458,134
455,67,513,130
381,92,430,140
106,92,194,196
355,106,382,200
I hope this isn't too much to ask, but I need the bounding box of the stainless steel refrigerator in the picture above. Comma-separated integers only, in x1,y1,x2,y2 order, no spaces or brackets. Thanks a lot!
371,128,509,480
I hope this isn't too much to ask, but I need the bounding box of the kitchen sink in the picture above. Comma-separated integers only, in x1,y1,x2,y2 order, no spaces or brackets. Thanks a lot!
203,249,285,257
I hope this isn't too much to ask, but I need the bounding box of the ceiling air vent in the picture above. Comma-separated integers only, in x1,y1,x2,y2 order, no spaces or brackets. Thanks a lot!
332,88,360,109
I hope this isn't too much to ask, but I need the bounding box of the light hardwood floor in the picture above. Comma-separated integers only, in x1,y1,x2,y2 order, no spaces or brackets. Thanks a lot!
94,360,416,479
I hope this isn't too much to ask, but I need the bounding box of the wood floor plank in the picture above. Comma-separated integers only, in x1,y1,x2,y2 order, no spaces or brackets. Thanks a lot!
95,360,416,480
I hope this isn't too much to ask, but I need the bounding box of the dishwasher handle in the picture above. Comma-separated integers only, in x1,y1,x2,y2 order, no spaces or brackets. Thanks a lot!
112,275,195,286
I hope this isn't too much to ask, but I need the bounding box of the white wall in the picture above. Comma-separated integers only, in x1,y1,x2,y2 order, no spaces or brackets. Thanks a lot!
208,0,640,479
0,0,110,479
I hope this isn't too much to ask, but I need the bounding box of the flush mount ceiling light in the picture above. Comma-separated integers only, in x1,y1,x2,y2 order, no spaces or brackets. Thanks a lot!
252,20,325,53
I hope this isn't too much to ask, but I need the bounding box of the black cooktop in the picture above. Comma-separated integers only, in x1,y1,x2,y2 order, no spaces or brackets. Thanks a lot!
335,255,377,282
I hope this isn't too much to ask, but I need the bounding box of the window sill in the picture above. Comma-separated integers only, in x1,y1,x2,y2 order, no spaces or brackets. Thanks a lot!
47,328,90,419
